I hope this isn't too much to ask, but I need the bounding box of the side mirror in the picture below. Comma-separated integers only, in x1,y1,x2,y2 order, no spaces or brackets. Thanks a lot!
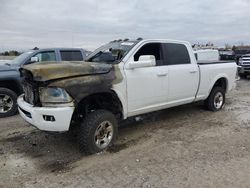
127,55,156,69
30,57,39,63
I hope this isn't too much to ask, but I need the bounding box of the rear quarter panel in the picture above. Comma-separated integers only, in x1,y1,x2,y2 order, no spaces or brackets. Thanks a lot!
196,62,237,101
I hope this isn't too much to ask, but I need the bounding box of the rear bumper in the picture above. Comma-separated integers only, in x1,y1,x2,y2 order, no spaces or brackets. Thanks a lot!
17,94,75,132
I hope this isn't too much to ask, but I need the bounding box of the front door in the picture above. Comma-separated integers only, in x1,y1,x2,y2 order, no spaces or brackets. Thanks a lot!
125,42,169,116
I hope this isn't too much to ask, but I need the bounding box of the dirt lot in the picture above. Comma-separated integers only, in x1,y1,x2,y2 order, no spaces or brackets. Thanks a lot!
0,56,16,60
1,79,250,188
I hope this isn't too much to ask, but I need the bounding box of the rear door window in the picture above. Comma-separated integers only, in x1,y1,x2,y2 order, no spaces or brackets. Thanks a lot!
162,43,191,65
60,50,83,61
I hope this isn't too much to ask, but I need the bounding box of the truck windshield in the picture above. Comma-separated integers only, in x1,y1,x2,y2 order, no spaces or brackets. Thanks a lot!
6,51,34,66
86,41,137,63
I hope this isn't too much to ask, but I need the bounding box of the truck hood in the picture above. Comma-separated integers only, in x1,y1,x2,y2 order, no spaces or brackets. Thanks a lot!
0,64,17,72
21,61,113,82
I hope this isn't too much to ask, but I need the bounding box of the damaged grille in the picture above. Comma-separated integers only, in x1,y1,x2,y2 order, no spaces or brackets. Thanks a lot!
23,82,35,105
20,68,40,106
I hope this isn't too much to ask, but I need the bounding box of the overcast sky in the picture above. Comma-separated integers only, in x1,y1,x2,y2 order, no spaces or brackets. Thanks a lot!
0,0,250,51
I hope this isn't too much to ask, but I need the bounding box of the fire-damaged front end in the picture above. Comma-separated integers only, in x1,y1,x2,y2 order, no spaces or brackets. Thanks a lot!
17,61,116,132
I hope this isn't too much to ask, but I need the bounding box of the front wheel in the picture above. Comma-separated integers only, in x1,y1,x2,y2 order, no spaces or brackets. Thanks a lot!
205,87,225,112
0,88,18,118
78,110,118,155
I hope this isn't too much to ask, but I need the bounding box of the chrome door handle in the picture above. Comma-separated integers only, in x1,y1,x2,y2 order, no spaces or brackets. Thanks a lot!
157,73,167,77
189,70,197,74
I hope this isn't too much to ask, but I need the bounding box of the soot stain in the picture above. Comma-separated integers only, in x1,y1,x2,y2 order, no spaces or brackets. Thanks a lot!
108,139,139,153
0,135,24,143
44,160,71,173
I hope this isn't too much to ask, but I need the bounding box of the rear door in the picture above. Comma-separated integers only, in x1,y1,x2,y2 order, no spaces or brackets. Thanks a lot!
163,43,199,104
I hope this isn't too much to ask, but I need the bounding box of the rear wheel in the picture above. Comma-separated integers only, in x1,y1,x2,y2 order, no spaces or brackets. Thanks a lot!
78,110,118,155
205,87,225,112
0,88,18,118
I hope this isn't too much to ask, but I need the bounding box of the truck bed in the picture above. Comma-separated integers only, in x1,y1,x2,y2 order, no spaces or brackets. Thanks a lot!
196,60,237,101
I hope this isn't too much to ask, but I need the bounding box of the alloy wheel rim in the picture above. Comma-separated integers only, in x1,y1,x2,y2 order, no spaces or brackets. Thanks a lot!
94,121,113,149
0,94,13,113
214,92,223,109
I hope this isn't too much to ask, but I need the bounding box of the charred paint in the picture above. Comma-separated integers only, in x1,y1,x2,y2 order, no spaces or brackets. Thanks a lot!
21,61,124,104
112,64,123,85
49,70,116,102
22,61,112,82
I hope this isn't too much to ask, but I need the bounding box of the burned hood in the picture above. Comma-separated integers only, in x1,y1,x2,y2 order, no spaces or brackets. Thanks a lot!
21,61,112,82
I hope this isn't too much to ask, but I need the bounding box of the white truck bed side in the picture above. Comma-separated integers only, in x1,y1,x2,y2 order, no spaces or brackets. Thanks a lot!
195,61,237,101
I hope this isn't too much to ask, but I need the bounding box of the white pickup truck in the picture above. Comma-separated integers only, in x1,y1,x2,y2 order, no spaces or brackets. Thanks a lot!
17,39,237,154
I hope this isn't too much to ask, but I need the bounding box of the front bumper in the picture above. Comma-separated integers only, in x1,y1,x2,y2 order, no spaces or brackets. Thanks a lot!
17,94,75,132
238,65,250,74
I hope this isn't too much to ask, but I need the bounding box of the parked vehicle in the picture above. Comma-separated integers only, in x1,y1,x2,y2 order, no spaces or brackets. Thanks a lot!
0,60,11,64
234,47,250,64
0,48,87,118
194,49,220,61
219,50,235,61
17,39,237,154
238,54,250,78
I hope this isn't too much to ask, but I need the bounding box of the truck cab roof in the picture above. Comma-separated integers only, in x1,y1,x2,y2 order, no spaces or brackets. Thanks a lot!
33,48,85,52
7,47,87,67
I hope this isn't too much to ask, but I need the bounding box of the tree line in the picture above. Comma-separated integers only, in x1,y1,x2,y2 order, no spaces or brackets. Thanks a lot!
0,50,21,56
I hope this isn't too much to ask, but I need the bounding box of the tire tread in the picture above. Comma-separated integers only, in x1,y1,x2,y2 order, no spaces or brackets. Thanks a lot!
78,110,117,155
205,87,225,112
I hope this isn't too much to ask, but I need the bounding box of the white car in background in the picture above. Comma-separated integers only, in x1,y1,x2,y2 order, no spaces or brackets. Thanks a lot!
194,49,220,61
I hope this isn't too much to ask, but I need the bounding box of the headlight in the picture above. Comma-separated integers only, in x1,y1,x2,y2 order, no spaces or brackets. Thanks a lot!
39,87,73,104
239,58,243,65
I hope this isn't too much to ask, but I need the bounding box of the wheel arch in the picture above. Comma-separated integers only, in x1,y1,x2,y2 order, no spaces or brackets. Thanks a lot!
73,90,124,121
211,74,228,90
207,76,228,100
0,79,22,95
213,77,228,91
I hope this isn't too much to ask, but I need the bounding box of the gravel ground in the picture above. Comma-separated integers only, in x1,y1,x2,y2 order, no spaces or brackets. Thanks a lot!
1,79,250,188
